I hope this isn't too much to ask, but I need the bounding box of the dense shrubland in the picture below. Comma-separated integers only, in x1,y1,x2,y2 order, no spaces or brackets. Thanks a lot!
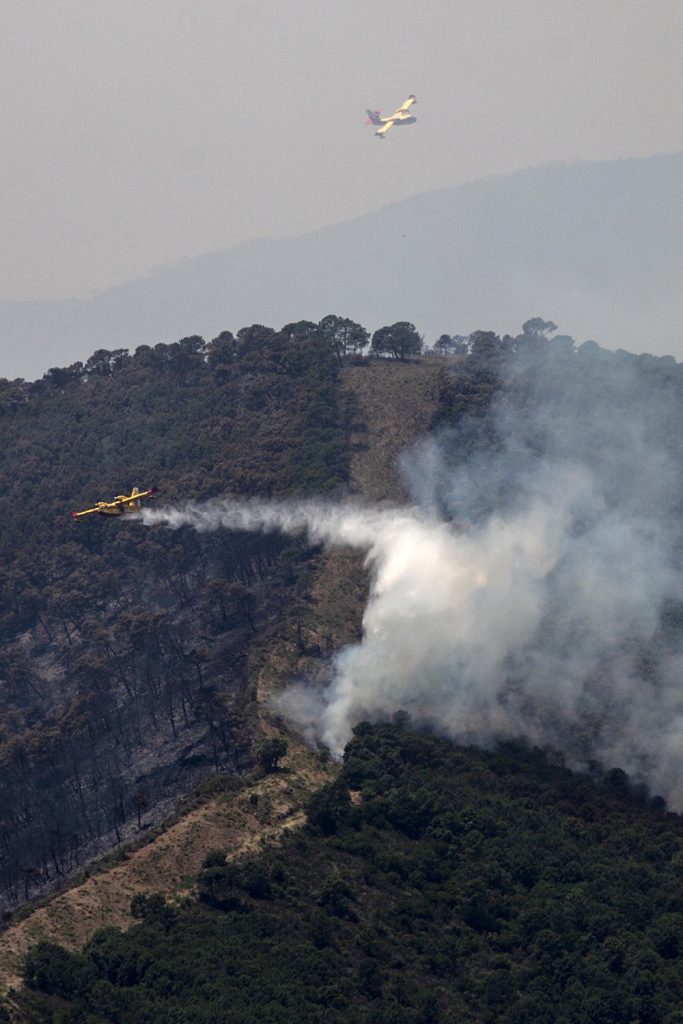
18,723,683,1023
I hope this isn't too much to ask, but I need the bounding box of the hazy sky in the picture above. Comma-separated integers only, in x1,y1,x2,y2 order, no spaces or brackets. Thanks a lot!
2,0,682,300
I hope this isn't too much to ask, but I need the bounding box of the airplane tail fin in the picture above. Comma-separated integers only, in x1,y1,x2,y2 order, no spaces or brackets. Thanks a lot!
128,486,158,511
365,109,382,126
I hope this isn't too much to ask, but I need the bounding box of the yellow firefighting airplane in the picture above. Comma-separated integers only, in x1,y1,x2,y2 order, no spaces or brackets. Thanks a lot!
70,486,158,520
366,95,417,137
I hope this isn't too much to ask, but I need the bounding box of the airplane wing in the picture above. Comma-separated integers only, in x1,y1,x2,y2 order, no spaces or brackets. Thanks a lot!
70,487,157,520
71,504,107,520
112,487,157,507
375,120,394,137
121,487,157,504
393,95,416,116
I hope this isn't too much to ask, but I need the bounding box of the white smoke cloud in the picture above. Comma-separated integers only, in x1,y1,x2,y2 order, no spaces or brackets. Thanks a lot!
143,346,683,806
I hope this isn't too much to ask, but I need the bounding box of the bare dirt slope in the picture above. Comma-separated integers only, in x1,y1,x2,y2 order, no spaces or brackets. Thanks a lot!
0,753,327,989
0,356,442,992
343,357,443,502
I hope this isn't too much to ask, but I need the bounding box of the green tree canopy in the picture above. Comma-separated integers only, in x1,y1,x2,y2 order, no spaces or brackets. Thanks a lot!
257,737,288,773
317,315,369,360
371,321,423,359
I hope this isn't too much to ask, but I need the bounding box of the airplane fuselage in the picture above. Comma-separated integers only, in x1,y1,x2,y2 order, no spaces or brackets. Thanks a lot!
96,504,132,517
70,486,157,520
367,96,417,135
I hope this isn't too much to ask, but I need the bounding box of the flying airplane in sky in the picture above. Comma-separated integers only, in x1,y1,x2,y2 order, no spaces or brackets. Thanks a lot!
366,95,417,138
70,486,158,520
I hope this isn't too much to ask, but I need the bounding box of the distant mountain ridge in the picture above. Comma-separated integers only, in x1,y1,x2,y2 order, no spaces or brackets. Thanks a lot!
2,151,682,380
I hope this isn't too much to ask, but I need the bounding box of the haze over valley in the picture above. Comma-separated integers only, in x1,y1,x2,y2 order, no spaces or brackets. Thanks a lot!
1,151,682,381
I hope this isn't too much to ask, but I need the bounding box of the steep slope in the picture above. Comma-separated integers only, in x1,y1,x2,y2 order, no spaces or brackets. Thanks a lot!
343,358,443,502
0,767,317,989
6,329,683,1018
0,351,442,988
2,151,682,380
0,329,350,911
16,725,683,1024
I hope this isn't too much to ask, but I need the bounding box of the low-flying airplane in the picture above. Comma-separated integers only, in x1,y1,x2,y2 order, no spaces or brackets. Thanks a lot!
70,486,158,520
366,95,417,137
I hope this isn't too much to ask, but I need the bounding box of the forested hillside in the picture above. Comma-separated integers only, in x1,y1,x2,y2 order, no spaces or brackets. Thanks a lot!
4,316,683,1023
17,723,683,1024
0,322,353,908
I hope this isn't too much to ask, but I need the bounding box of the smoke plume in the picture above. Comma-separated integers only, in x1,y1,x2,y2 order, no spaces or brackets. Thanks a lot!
144,343,683,806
